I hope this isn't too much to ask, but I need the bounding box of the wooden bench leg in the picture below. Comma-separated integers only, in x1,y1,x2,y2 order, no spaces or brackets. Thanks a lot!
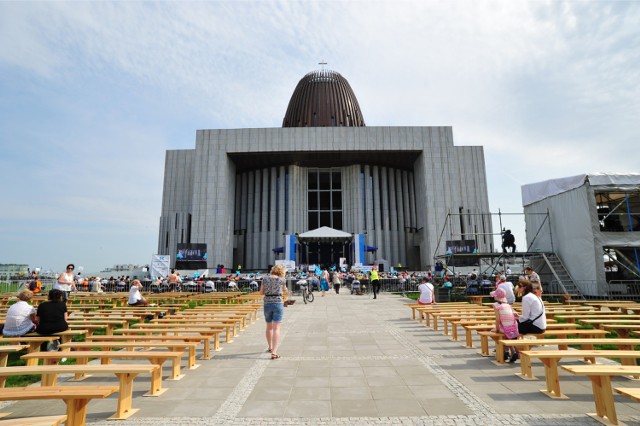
517,350,536,380
443,320,449,336
213,333,220,352
465,329,473,348
187,346,199,369
480,335,490,356
74,357,91,380
156,357,183,381
144,366,166,396
41,372,58,387
452,324,458,341
202,339,211,359
540,359,568,399
496,341,505,364
63,397,91,426
110,373,139,420
433,317,439,331
588,375,618,425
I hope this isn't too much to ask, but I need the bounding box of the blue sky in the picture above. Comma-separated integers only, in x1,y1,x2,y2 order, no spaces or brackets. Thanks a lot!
1,1,638,274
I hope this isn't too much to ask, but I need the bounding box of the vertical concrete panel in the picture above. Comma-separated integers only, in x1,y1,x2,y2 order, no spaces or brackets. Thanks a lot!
380,166,391,262
388,167,399,264
253,170,262,269
352,165,364,232
413,152,428,269
396,169,407,266
261,168,270,267
278,166,286,233
372,165,382,264
246,171,254,268
364,165,374,265
269,167,278,267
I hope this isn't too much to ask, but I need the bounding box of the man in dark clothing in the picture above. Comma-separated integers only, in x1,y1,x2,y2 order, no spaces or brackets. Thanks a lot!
502,230,516,253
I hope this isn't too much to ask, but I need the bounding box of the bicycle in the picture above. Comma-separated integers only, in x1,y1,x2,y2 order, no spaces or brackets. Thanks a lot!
298,281,314,304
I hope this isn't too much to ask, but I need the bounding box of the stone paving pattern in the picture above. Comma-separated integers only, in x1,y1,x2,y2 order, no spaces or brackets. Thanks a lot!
4,292,640,425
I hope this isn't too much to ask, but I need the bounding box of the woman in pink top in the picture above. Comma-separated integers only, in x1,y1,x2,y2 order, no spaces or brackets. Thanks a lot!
490,287,520,363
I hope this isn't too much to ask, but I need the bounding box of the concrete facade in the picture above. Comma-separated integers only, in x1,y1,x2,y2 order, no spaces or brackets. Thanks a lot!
158,126,492,270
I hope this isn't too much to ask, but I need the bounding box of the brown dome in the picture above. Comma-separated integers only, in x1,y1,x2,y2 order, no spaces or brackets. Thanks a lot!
282,69,365,127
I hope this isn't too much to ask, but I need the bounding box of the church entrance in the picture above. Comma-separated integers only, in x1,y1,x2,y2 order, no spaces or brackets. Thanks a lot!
301,241,351,267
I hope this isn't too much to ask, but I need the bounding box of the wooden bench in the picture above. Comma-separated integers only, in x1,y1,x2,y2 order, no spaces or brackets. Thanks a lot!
115,327,223,355
190,305,260,323
562,365,640,425
479,323,578,364
478,328,609,357
138,320,234,342
494,338,640,370
0,364,161,419
0,385,118,426
580,318,640,326
465,322,537,350
167,312,249,330
59,340,200,369
21,350,184,380
614,388,640,423
520,350,640,399
601,324,640,339
407,302,469,321
554,313,640,323
418,305,489,327
86,334,214,360
0,337,59,357
431,310,494,332
0,415,66,426
441,314,496,337
0,345,28,387
22,330,88,354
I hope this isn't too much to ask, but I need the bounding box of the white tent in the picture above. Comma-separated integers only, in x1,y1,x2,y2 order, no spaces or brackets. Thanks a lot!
522,173,640,292
298,227,353,240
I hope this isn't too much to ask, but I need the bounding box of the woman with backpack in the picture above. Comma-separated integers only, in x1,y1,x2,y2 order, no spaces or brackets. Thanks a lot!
490,287,519,363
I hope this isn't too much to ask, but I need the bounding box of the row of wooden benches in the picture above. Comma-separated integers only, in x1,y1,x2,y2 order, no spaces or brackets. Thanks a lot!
0,300,262,425
408,301,640,425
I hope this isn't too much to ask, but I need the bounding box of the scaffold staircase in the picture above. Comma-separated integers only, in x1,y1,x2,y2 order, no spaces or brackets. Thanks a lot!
532,253,584,300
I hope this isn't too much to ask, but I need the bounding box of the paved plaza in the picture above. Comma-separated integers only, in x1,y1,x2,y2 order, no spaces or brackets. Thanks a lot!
4,292,640,425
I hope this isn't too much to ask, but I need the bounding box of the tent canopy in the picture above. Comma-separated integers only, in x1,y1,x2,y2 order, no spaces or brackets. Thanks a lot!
298,226,352,241
522,173,640,206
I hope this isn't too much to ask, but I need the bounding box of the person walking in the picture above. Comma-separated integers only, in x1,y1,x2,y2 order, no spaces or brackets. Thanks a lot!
55,264,77,302
331,270,342,294
320,269,330,297
260,264,287,359
369,267,380,299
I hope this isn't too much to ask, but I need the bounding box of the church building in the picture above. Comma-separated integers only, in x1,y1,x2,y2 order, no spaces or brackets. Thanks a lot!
158,69,492,270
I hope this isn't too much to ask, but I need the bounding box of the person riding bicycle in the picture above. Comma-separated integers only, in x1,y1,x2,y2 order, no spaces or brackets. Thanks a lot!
298,277,308,290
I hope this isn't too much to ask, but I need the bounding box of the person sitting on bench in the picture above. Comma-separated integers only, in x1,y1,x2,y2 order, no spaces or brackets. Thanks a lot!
128,279,149,306
2,289,37,337
36,289,69,351
517,280,546,335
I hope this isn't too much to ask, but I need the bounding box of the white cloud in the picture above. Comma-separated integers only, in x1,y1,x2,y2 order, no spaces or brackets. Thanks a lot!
0,0,638,272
